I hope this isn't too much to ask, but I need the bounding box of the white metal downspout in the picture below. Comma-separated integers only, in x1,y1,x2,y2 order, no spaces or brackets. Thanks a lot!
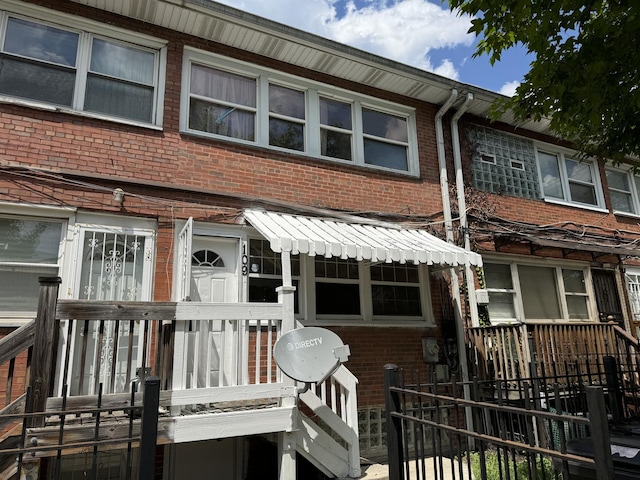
451,93,480,328
436,89,458,242
436,90,471,385
448,93,477,447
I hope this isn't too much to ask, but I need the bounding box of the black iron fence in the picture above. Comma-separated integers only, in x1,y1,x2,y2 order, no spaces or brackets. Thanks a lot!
384,364,625,480
0,376,160,480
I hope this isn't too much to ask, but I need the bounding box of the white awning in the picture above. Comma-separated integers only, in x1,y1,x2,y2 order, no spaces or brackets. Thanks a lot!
244,209,482,267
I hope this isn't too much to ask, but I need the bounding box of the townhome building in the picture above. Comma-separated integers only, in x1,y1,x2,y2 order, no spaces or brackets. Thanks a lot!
458,118,640,381
0,0,638,478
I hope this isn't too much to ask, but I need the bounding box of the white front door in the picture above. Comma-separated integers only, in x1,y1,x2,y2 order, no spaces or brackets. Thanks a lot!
185,236,240,387
190,237,239,303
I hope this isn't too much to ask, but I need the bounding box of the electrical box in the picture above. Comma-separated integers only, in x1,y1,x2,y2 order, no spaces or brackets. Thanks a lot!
475,289,490,305
422,338,440,363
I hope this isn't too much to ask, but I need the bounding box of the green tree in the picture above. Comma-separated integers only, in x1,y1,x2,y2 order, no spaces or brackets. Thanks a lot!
449,0,640,162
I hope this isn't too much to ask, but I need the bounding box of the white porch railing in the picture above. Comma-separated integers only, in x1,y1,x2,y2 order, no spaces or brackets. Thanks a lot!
299,365,361,478
51,297,360,477
169,302,286,413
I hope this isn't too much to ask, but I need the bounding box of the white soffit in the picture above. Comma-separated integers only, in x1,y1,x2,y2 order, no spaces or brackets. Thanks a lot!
244,209,482,267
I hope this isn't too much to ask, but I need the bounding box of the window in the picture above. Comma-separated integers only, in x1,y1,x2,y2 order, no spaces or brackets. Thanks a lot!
484,260,593,323
484,263,517,321
248,239,300,312
188,65,256,140
182,49,418,174
79,231,149,301
605,167,640,215
362,108,408,170
315,257,360,315
246,239,430,323
269,84,305,151
320,97,352,160
0,216,63,318
537,150,603,207
0,9,165,125
370,263,421,316
625,270,640,324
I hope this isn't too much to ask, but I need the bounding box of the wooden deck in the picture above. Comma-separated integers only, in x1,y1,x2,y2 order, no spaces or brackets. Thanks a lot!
0,279,361,479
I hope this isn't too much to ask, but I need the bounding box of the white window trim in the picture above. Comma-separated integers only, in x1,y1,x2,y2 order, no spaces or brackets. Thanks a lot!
605,164,640,217
0,1,167,128
534,144,606,211
624,268,640,324
180,47,420,176
484,255,598,324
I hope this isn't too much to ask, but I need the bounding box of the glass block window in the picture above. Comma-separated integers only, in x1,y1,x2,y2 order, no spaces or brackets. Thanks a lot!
468,126,540,199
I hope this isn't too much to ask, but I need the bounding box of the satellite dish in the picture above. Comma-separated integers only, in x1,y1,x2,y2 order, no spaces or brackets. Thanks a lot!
274,327,350,383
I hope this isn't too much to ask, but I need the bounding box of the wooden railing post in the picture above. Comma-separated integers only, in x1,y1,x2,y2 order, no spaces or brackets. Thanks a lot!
28,277,61,428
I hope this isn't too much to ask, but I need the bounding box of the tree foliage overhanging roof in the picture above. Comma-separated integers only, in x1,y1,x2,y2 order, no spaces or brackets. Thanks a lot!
449,0,640,162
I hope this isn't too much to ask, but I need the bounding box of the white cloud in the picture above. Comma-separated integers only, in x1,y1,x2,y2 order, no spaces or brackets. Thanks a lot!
499,80,520,97
214,0,474,78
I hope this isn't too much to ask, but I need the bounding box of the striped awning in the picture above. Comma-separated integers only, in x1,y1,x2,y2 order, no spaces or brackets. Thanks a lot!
244,209,482,267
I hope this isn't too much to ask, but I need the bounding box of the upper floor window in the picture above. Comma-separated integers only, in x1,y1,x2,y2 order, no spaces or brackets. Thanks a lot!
0,9,166,126
181,48,418,175
605,167,640,215
537,150,603,208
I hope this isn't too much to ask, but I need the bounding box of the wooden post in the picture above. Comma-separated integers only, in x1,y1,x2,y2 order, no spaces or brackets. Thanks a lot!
28,277,61,427
384,364,403,480
21,278,60,480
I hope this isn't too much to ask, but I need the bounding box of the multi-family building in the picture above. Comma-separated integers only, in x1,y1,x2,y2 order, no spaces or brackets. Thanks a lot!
0,0,638,478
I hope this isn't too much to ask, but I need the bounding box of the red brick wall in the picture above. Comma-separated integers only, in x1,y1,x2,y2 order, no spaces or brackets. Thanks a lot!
1,0,444,220
0,328,30,409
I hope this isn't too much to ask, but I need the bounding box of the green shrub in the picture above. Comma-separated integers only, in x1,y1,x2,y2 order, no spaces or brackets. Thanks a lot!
468,450,560,480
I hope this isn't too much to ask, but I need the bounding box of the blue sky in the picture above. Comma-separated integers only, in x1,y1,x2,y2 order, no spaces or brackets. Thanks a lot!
215,0,533,96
